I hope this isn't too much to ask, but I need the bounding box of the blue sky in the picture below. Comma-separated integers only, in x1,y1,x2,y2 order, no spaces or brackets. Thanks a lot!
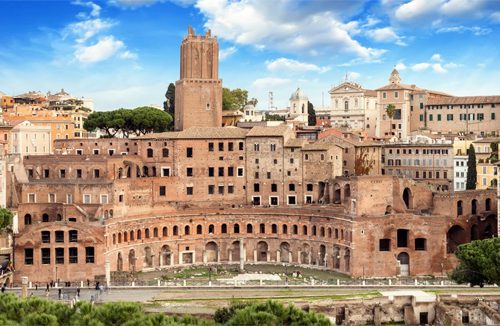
1,0,500,111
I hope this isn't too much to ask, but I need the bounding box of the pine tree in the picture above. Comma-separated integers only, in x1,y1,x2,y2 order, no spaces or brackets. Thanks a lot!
466,144,477,190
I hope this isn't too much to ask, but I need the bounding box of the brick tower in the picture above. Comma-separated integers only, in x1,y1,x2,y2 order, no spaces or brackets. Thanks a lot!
174,27,222,131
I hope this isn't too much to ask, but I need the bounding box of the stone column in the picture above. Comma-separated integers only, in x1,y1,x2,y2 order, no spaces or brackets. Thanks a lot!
217,250,221,263
105,259,111,287
298,250,302,264
239,240,245,271
266,251,270,262
277,250,281,262
203,251,207,264
228,249,233,262
308,252,312,265
288,252,292,263
253,249,257,262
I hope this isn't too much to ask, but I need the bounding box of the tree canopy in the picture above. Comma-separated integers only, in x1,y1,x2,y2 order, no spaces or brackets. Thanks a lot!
466,144,477,190
450,237,500,287
0,295,331,326
0,208,13,231
385,104,395,119
222,88,248,111
307,101,316,126
84,107,172,138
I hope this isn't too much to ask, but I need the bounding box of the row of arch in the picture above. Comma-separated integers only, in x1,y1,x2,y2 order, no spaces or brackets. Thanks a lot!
110,222,353,246
457,198,493,216
446,215,497,253
114,240,352,273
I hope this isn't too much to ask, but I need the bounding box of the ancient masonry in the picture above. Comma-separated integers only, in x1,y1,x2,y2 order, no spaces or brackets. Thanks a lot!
11,28,498,284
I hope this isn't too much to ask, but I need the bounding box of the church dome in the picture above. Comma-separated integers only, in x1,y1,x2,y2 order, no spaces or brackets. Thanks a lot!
289,88,308,101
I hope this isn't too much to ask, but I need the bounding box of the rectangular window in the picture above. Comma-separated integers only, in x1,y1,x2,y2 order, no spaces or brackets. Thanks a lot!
218,185,224,195
239,142,244,150
270,196,279,206
94,169,100,178
208,185,214,194
254,172,259,179
270,144,276,151
208,142,214,152
415,238,427,251
41,248,51,264
159,186,166,196
85,247,95,263
60,169,66,178
208,167,214,177
271,183,277,192
100,194,108,204
397,229,409,247
69,230,78,242
218,142,224,151
228,167,234,176
289,184,295,192
429,114,433,121
55,248,64,264
186,147,193,157
28,193,36,203
162,168,170,177
83,194,91,204
237,167,244,177
44,169,49,178
41,231,50,243
69,247,78,264
228,142,234,151
254,143,260,151
492,112,496,120
379,239,391,251
66,194,73,204
287,195,296,205
48,193,56,203
306,184,313,191
55,231,64,243
437,114,441,121
228,185,234,194
186,167,193,176
253,183,260,192
24,248,34,265
186,186,193,195
218,167,224,177
76,169,82,178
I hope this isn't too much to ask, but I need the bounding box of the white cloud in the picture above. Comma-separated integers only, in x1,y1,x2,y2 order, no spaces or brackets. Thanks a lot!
395,62,407,70
219,46,237,60
74,1,102,18
362,16,381,28
347,72,360,80
491,11,500,22
395,0,443,21
75,36,124,63
411,62,431,71
366,27,406,46
436,26,491,35
431,53,442,62
432,63,447,73
120,50,138,60
65,18,115,43
195,0,385,62
108,0,195,8
252,77,291,89
266,58,330,74
440,0,488,16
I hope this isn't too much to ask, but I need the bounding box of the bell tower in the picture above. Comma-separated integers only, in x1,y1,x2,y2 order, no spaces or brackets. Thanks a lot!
174,27,222,131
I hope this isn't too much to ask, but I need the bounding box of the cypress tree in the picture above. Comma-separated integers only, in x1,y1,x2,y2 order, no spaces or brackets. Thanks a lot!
466,144,477,190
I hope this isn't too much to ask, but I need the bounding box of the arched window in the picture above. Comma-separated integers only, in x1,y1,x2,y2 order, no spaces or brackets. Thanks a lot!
259,223,265,234
234,224,240,234
246,224,253,233
471,199,478,215
137,229,142,240
221,224,227,234
312,225,317,236
130,230,135,241
118,233,122,243
282,225,288,234
271,224,277,234
162,227,168,237
303,225,308,235
153,227,158,237
185,225,190,235
112,234,116,244
24,214,32,225
147,148,154,158
320,227,325,237
344,100,349,112
173,226,178,236
293,225,298,234
197,225,202,234
145,228,150,238
485,198,491,211
208,224,214,234
457,200,463,216
42,213,49,222
123,231,128,242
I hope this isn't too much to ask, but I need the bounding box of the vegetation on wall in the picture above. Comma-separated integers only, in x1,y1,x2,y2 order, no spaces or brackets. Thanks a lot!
0,208,13,231
354,148,375,176
222,87,248,111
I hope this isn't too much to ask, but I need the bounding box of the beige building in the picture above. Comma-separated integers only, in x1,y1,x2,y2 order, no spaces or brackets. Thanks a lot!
328,81,377,136
9,121,51,157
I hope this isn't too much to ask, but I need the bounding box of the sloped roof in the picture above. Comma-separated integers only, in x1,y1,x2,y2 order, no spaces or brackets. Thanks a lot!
375,83,424,91
246,125,291,137
427,95,500,105
284,138,306,148
138,127,248,140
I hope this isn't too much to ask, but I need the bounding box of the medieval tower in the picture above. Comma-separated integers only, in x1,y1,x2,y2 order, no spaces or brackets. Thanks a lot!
174,27,222,131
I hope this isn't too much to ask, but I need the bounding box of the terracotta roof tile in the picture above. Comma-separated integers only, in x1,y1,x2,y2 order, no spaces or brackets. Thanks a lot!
246,125,291,137
427,96,500,105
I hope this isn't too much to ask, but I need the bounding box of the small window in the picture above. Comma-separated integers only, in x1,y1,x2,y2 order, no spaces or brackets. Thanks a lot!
221,224,227,234
187,167,193,177
228,142,234,151
41,248,51,264
237,167,244,176
159,186,166,196
239,142,244,150
69,247,78,264
208,185,214,194
218,167,224,177
60,169,66,178
186,147,193,157
218,142,224,151
271,183,277,192
24,248,34,265
306,184,313,192
186,186,193,195
76,169,82,178
288,184,295,192
415,238,426,251
69,230,78,242
55,248,64,264
379,239,391,251
85,247,95,263
253,183,260,192
260,223,265,233
208,142,214,151
55,231,64,243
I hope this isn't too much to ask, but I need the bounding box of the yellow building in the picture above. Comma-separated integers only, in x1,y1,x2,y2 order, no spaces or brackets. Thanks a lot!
477,163,498,189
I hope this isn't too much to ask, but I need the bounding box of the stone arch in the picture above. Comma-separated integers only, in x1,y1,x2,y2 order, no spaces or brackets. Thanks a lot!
334,183,341,204
205,241,218,263
344,248,351,272
117,252,123,271
257,241,268,262
24,214,32,225
161,245,171,266
208,224,214,234
130,230,135,241
471,224,479,241
144,246,153,268
319,244,326,266
231,241,241,262
280,242,290,263
128,249,136,272
344,184,351,199
42,213,49,222
333,246,341,269
233,223,240,234
403,187,412,209
137,229,142,240
123,231,128,242
397,252,409,276
485,198,491,211
246,223,253,233
447,225,466,253
482,215,497,239
457,200,463,216
118,233,122,243
302,225,308,235
471,199,478,215
300,243,311,264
